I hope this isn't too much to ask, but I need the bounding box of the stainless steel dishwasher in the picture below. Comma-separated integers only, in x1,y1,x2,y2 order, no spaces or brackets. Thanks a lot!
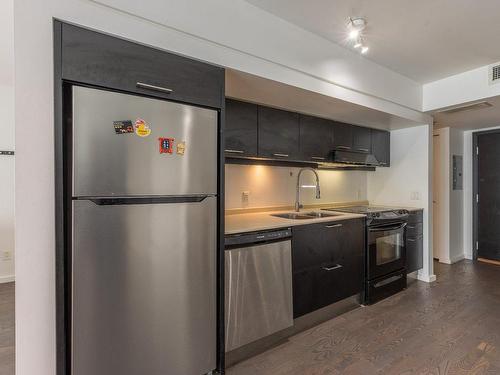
225,228,293,352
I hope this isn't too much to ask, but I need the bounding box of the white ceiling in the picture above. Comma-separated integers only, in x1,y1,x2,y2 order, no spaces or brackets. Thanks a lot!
226,69,422,130
246,0,500,84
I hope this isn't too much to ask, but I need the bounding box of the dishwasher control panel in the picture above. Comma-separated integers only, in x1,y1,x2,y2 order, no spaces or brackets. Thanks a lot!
225,228,292,247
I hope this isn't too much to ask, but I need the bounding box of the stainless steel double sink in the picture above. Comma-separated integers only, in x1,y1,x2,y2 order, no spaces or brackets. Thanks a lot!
271,211,343,220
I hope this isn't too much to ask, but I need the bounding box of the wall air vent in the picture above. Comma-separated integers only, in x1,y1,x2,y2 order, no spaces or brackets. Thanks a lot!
489,63,500,85
436,101,493,115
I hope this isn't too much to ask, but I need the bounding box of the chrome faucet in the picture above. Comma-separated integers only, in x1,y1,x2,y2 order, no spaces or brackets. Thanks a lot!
295,168,321,212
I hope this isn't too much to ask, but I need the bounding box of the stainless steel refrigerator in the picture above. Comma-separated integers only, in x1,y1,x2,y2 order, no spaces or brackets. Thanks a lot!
71,86,218,375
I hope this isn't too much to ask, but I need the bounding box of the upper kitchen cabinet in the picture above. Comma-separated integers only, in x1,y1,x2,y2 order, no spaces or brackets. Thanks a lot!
352,126,372,153
332,122,353,151
225,99,258,157
299,115,333,162
61,23,224,109
258,107,300,160
371,129,391,167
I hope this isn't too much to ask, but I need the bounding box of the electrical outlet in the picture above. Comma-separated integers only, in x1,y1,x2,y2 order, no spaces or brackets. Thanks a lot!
2,251,12,261
242,191,250,206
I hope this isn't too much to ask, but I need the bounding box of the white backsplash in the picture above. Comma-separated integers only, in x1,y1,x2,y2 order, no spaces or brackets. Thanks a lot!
225,164,368,209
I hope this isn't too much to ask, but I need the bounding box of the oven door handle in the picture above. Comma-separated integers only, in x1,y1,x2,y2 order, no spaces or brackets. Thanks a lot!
369,222,407,232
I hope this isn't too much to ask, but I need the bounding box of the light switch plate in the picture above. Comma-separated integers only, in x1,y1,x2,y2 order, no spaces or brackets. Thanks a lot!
242,191,250,206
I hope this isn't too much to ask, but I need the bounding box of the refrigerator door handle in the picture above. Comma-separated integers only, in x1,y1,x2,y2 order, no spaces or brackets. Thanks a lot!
78,195,214,206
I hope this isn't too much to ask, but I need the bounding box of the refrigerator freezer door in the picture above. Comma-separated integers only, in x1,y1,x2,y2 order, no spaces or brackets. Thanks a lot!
72,86,218,197
72,197,217,375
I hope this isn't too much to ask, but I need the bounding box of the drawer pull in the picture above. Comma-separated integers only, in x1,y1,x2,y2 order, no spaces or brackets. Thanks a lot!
136,82,173,94
408,236,423,242
325,223,343,228
322,264,343,271
225,149,245,154
311,156,326,160
336,146,351,150
273,153,289,158
357,148,370,152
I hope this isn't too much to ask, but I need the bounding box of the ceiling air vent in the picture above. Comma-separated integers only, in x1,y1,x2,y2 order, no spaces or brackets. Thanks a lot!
489,63,500,85
436,101,492,115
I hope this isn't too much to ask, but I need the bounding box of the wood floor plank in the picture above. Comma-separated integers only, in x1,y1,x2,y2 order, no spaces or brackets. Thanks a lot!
227,261,500,375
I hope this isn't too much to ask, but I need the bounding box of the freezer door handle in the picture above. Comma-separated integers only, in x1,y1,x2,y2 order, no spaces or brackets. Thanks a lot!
78,195,213,206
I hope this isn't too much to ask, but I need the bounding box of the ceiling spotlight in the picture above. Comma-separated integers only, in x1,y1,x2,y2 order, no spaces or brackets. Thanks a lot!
348,17,369,54
349,29,360,40
348,17,366,37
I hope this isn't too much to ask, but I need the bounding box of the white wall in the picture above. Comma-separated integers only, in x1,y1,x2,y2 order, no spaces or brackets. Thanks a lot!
225,165,367,209
433,128,464,264
13,1,433,373
367,125,435,282
423,65,500,111
0,0,15,283
448,128,464,263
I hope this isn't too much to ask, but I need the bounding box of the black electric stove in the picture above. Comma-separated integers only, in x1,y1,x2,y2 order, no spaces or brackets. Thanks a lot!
323,206,409,304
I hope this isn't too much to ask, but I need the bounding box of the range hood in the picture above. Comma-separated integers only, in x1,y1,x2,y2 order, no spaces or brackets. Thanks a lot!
331,150,379,166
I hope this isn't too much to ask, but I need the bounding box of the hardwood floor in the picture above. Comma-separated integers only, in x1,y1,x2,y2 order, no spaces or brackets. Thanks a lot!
227,260,500,374
0,282,14,375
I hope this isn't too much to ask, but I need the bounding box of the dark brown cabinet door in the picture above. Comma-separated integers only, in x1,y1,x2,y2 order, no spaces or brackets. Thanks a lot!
332,122,353,151
61,23,224,108
299,115,333,162
258,107,300,160
225,99,258,157
352,126,372,153
292,218,365,318
372,129,391,166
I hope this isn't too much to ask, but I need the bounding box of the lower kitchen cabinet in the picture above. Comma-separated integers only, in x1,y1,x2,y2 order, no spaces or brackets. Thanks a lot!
406,210,423,273
292,218,365,318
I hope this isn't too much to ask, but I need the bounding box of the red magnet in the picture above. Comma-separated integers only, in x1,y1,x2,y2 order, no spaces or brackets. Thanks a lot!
158,137,175,154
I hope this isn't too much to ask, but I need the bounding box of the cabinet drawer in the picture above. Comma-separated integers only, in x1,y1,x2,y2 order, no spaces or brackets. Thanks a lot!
61,24,224,108
293,259,363,318
366,269,407,305
292,219,360,272
406,235,423,273
407,222,423,238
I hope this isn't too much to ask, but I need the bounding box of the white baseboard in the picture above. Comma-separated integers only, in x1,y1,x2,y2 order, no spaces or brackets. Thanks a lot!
464,252,473,260
0,275,15,284
439,254,465,265
416,272,436,283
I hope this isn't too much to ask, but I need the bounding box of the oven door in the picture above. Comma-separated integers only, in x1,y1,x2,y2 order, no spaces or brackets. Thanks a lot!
367,222,407,280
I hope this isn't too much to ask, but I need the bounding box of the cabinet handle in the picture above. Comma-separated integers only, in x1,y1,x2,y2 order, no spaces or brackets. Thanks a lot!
136,82,173,94
273,153,289,158
325,223,343,228
311,156,326,160
225,149,244,154
356,148,370,152
336,146,351,150
322,264,343,271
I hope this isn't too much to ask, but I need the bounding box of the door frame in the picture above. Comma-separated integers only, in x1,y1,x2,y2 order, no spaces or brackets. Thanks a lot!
472,128,500,260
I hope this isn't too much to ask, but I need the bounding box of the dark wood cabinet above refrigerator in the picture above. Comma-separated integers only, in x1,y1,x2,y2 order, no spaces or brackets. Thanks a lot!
224,99,391,167
61,23,224,109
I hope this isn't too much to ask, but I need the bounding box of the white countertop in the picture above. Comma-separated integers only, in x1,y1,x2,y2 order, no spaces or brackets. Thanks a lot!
225,209,366,235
